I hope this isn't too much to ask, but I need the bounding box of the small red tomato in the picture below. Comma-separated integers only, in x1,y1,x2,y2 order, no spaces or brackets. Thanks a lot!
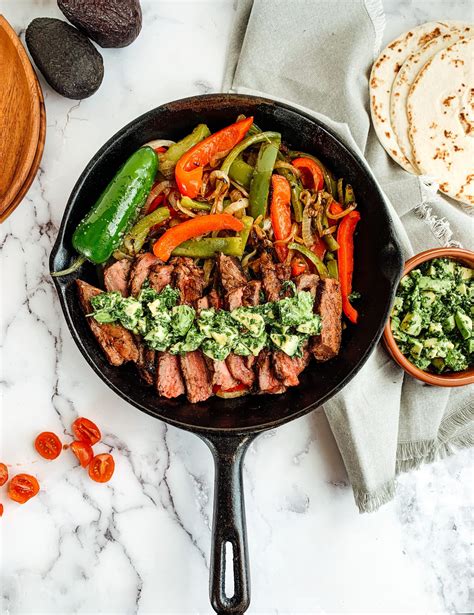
0,463,8,486
35,432,62,460
0,503,3,517
70,441,93,468
72,417,101,445
8,474,40,504
88,454,115,483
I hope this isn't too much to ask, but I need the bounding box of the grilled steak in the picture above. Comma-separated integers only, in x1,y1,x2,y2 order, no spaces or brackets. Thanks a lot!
172,257,205,306
226,353,255,388
77,280,139,366
148,263,173,293
209,359,239,390
275,262,291,282
242,280,261,306
104,259,131,296
310,278,342,361
135,341,156,385
216,253,247,291
256,349,286,394
156,352,185,398
179,350,213,403
295,273,319,298
129,252,161,296
259,250,281,302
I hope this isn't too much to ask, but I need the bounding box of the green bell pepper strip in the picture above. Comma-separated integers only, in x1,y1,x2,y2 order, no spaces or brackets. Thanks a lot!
327,259,339,280
180,196,211,211
345,184,355,205
52,147,158,276
229,158,254,189
323,233,340,252
288,242,329,278
171,215,253,259
121,206,170,255
159,124,211,178
220,131,281,176
289,151,335,197
276,168,303,222
337,178,344,204
249,139,281,219
172,237,243,258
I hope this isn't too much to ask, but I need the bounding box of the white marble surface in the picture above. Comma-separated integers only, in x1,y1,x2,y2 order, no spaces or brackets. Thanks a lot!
1,1,473,613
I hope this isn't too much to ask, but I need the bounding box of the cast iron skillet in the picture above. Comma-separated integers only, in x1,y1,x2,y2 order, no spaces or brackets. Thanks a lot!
50,94,403,614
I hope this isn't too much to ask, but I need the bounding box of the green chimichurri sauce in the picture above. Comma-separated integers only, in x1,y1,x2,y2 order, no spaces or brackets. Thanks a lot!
89,281,321,361
391,258,473,373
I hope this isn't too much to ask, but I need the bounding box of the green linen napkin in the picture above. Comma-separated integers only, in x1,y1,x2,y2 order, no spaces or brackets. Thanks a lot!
224,0,474,512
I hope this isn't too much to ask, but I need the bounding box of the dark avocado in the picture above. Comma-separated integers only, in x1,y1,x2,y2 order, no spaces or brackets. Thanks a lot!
57,0,142,48
26,18,104,100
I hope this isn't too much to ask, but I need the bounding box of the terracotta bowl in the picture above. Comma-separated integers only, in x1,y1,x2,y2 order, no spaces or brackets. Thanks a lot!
383,247,474,387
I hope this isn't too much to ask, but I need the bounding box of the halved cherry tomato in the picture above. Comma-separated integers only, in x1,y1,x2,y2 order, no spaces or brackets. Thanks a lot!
0,503,3,517
0,463,8,486
292,157,324,191
8,474,40,504
89,454,115,483
291,257,307,277
270,175,292,262
175,117,253,197
35,432,62,460
72,417,101,445
70,441,94,468
311,235,326,261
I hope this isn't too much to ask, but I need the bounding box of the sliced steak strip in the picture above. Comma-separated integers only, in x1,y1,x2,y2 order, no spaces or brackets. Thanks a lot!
295,273,319,298
180,350,213,403
156,352,185,398
104,259,131,296
208,358,239,390
172,257,205,306
256,349,286,394
259,250,281,302
148,263,173,293
310,278,342,361
216,253,247,291
129,253,161,296
77,280,139,367
242,280,261,306
135,342,156,386
273,342,310,387
226,353,255,388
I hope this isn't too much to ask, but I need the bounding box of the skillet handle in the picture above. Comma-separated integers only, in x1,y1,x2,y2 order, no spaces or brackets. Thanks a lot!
201,433,256,615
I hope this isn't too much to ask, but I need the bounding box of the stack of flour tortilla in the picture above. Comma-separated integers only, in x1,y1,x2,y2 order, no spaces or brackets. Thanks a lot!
370,21,473,207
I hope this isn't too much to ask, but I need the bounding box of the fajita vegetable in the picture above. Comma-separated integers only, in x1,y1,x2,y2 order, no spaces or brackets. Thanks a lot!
59,115,362,403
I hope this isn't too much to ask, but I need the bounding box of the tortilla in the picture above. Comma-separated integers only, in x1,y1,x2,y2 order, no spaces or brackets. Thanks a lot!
370,21,456,173
390,23,473,170
407,37,474,206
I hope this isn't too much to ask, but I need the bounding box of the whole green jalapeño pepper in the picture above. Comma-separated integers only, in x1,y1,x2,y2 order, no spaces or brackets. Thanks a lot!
52,147,158,276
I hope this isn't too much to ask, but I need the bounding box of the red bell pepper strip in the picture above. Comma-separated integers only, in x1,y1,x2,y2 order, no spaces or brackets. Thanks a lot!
337,210,360,324
153,214,244,262
270,175,292,262
175,117,253,198
311,235,326,260
291,257,307,277
291,157,324,191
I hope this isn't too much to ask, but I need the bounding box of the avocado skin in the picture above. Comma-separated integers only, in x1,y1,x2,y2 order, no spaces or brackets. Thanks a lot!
58,0,142,48
26,18,104,99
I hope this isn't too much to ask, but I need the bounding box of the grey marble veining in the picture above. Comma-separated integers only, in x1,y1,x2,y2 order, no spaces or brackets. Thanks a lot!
1,1,472,613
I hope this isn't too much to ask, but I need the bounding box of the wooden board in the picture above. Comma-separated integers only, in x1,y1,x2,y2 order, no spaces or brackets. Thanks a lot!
0,15,43,220
0,72,46,222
